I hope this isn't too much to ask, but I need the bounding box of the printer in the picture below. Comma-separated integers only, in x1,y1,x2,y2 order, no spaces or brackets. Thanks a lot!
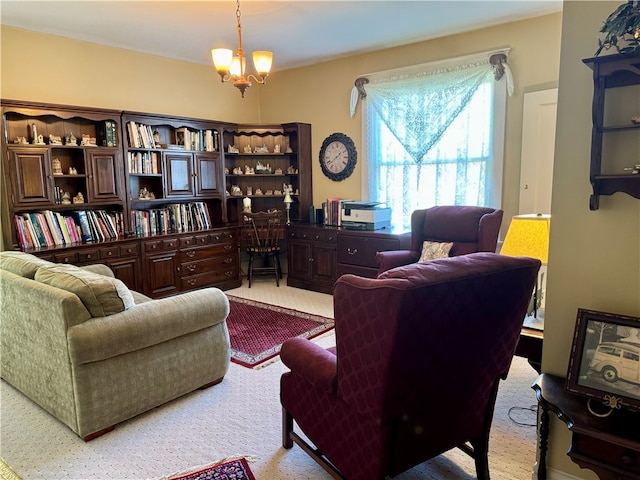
341,201,391,230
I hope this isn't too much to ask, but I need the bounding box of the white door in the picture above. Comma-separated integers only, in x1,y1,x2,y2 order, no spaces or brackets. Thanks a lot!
519,88,558,215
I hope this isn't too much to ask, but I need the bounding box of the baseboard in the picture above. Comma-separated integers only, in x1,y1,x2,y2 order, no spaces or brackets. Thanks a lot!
532,462,589,480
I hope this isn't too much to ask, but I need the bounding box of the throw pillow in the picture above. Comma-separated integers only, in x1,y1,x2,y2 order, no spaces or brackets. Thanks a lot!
0,251,54,279
35,263,135,317
419,241,453,262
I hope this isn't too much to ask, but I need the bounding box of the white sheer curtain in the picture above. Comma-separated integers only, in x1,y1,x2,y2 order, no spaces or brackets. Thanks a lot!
354,51,512,230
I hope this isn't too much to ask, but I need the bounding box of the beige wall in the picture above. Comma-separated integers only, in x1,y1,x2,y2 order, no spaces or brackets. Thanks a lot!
2,14,562,236
542,1,640,477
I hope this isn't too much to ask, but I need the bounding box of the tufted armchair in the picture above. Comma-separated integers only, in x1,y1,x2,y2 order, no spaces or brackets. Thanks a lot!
280,253,540,480
375,205,503,275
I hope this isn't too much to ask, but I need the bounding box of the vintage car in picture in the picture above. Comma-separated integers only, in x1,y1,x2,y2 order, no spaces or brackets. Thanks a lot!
589,341,640,385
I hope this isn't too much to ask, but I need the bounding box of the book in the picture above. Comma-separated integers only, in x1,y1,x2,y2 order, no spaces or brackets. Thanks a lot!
75,211,94,242
14,215,30,249
54,212,73,245
29,212,49,247
97,120,117,147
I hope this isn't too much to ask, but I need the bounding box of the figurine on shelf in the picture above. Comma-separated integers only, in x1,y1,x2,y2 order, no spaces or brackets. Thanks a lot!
49,134,62,145
61,191,71,204
285,146,293,154
52,158,63,176
138,187,155,200
65,132,77,146
274,189,282,196
68,167,78,175
73,192,84,204
274,167,283,175
255,161,272,174
623,163,640,174
228,144,239,154
265,190,273,196
30,123,38,144
244,145,253,154
33,134,45,145
242,196,252,213
80,134,97,146
224,167,230,174
244,165,255,175
286,165,296,174
632,116,640,125
254,188,263,196
233,166,243,175
274,144,281,154
246,186,252,196
255,145,269,154
13,136,28,145
231,185,242,196
153,129,160,145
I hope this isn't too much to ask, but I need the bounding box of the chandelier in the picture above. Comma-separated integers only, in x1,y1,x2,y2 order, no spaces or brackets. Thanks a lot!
211,0,273,98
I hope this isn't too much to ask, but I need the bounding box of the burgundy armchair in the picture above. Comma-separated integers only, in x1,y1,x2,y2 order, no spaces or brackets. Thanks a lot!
375,205,503,275
280,253,540,480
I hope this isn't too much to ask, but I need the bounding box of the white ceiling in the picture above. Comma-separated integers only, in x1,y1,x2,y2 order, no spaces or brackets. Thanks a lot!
1,1,563,72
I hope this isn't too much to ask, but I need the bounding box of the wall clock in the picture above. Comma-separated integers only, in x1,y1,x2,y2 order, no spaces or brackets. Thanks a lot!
319,132,357,181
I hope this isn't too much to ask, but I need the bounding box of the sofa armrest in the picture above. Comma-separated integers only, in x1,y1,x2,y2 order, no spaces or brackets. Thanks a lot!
281,337,337,393
375,250,417,275
68,288,230,365
79,263,115,278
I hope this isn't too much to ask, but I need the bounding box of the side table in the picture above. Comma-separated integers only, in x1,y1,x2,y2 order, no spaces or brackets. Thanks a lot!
532,373,640,480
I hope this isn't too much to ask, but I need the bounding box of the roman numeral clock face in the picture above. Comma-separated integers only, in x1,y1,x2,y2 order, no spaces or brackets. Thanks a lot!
319,133,357,181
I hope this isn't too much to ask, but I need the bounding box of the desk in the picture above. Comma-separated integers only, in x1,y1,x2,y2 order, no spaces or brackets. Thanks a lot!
532,373,640,480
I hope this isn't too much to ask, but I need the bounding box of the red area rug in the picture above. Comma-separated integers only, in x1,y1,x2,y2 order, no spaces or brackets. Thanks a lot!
168,458,255,480
226,296,334,368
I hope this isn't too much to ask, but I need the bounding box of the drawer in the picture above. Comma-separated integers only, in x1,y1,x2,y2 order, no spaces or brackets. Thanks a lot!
99,245,120,260
181,267,240,290
54,251,78,264
180,234,211,248
181,255,238,276
78,248,100,263
573,434,640,475
119,242,139,257
337,236,399,267
288,227,336,242
144,237,178,253
180,242,237,262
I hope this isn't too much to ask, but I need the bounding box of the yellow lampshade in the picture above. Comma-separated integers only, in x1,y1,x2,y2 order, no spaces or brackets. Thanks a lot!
252,51,273,77
211,48,233,74
501,214,551,264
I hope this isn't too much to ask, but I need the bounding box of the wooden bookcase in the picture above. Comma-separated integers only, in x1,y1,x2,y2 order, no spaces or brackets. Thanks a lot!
1,100,313,297
222,123,312,224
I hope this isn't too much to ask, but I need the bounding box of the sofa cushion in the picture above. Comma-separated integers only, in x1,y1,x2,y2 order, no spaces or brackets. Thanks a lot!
0,251,54,279
35,263,135,317
418,241,453,262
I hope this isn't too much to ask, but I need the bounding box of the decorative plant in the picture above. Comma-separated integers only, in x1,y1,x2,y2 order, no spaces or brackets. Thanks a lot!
596,0,640,56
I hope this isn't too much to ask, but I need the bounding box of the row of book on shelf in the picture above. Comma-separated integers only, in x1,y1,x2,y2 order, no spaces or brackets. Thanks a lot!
131,202,212,237
128,151,160,174
14,210,124,250
322,198,351,226
126,121,219,152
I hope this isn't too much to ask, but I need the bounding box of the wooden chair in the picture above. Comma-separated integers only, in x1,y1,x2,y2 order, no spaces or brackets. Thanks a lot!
242,210,284,287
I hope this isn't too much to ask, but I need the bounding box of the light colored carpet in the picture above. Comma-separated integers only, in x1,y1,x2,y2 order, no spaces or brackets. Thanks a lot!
0,278,540,479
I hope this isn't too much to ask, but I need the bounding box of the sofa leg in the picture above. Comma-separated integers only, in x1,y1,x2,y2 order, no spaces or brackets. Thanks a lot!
199,377,224,390
282,407,294,448
83,425,115,442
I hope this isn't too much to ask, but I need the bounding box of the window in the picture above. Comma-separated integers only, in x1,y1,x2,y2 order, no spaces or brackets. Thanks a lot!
357,52,511,230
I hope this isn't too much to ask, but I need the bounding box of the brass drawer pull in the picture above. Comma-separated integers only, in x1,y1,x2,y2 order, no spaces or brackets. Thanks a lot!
186,250,196,258
186,265,197,272
347,248,358,255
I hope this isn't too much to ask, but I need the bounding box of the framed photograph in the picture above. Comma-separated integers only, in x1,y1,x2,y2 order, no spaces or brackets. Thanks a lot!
566,308,640,413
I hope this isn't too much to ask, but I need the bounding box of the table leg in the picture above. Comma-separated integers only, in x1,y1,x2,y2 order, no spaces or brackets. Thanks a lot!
538,407,549,480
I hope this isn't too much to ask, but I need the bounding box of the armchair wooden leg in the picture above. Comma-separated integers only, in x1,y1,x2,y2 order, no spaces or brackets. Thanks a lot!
282,407,294,448
470,438,490,480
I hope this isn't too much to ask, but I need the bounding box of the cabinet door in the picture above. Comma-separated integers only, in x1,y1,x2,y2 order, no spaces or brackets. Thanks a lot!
164,152,194,197
194,153,220,196
144,250,180,297
288,240,313,281
86,149,123,203
8,147,53,207
312,244,336,283
107,257,141,292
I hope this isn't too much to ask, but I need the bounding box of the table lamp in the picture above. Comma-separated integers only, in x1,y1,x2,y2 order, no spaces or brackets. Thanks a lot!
283,189,293,225
501,213,551,325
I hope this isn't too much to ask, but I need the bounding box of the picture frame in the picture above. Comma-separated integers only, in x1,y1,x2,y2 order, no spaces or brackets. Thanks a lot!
566,308,640,413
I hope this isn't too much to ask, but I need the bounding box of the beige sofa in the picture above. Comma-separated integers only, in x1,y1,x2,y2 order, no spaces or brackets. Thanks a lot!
0,251,231,440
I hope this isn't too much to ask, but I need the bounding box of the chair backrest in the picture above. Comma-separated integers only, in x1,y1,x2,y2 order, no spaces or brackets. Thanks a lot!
411,205,503,256
242,210,283,251
333,253,539,457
